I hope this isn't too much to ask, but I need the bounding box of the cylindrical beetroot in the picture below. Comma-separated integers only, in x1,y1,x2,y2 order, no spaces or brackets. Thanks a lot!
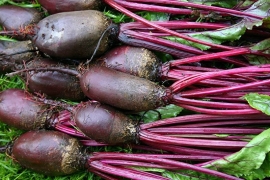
80,65,169,111
25,57,85,101
74,101,137,145
37,0,103,14
0,89,52,130
11,130,86,176
94,45,161,81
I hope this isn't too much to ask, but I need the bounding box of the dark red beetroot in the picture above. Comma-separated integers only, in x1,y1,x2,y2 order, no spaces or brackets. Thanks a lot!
0,10,118,59
80,65,168,112
37,0,103,14
0,89,52,130
10,130,86,176
6,130,241,180
31,10,118,59
74,101,137,145
0,5,43,39
24,57,85,101
94,45,161,81
0,40,37,73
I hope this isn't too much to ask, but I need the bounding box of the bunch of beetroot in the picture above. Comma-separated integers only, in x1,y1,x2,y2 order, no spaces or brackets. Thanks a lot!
0,0,270,179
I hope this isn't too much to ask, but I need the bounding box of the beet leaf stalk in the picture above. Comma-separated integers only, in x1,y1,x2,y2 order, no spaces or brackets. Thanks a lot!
113,0,265,19
2,130,243,180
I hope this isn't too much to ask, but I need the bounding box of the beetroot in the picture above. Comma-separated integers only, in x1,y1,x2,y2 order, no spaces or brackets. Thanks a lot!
94,45,161,81
37,0,103,14
0,89,51,130
80,65,168,111
10,130,86,176
24,57,85,101
74,101,137,145
31,10,118,59
0,5,43,40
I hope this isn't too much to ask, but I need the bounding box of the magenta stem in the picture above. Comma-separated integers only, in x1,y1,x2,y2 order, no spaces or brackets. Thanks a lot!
121,29,204,54
80,139,108,146
177,104,259,115
114,0,193,14
90,152,242,180
177,119,270,128
121,30,249,66
120,21,228,31
140,130,247,148
143,141,231,157
124,0,263,19
131,154,220,161
147,127,264,134
140,114,269,129
179,78,270,97
172,95,251,109
89,160,169,180
162,69,247,86
168,134,254,141
54,124,87,138
170,66,270,93
169,48,251,66
118,32,195,58
100,159,179,169
89,169,119,180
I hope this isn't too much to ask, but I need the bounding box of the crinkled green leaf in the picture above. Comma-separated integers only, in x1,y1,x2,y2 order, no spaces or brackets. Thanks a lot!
203,128,270,179
138,12,170,21
139,104,183,123
244,93,270,115
164,0,270,50
164,21,246,50
241,0,259,8
242,0,270,30
164,36,209,50
163,170,200,180
245,38,270,65
250,38,270,53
